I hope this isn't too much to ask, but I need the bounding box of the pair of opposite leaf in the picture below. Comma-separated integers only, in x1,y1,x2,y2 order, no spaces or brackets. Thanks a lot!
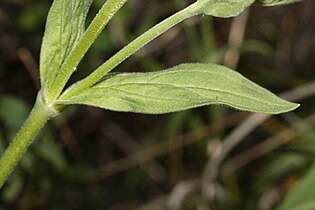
40,0,301,116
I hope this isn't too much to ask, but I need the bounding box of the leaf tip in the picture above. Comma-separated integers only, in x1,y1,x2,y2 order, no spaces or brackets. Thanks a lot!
271,101,300,114
288,102,300,111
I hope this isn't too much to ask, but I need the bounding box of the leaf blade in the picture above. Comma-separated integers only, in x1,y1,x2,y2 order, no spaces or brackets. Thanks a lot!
197,0,255,17
57,63,299,114
277,162,315,210
40,0,92,96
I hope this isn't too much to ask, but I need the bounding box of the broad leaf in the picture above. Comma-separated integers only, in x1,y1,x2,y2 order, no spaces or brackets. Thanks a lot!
40,0,92,94
197,0,255,17
57,63,299,114
254,0,302,6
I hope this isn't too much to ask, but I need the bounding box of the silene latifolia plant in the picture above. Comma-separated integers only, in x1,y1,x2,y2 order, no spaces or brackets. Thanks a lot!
0,0,302,188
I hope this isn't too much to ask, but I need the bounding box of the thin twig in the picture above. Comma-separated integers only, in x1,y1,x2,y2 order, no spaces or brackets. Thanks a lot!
222,112,315,175
224,9,250,69
92,113,245,180
17,47,40,89
102,121,167,183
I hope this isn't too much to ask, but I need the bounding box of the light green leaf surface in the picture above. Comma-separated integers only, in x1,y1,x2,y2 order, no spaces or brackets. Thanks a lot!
196,0,255,17
57,64,299,114
40,0,92,94
287,201,315,210
254,0,302,6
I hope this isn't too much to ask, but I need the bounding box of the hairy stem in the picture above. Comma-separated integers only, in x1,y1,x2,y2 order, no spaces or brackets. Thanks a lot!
47,0,128,103
0,93,56,188
58,2,202,100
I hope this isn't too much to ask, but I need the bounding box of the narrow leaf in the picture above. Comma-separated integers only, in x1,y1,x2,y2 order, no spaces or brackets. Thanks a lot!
288,201,315,210
276,163,315,210
197,0,255,17
254,0,302,6
40,0,92,95
57,63,299,114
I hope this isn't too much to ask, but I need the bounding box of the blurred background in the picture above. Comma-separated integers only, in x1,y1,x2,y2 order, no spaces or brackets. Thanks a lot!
1,0,315,209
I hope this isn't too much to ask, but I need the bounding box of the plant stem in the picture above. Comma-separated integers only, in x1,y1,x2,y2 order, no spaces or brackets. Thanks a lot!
58,2,202,100
47,0,128,103
0,93,56,188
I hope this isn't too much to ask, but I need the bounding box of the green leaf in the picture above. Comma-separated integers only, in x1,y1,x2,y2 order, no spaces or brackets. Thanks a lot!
40,0,92,96
276,162,315,210
0,94,30,131
288,201,315,210
254,0,302,6
57,63,299,114
196,0,255,17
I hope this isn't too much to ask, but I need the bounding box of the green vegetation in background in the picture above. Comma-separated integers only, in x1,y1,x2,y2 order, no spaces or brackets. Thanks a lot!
0,0,314,209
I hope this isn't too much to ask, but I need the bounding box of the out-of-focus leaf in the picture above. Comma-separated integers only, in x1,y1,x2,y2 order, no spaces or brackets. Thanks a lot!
40,0,92,94
287,200,315,210
0,173,23,203
254,154,307,191
17,1,49,32
197,0,255,17
0,133,4,154
0,95,30,131
57,63,299,114
277,162,315,210
35,141,67,171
